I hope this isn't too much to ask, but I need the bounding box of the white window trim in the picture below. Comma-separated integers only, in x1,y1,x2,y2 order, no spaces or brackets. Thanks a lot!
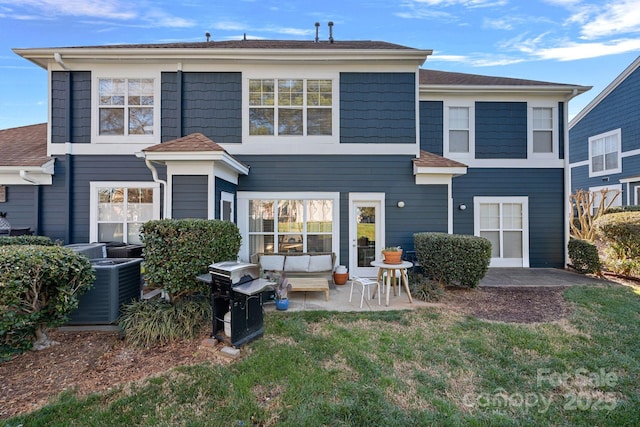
89,181,160,243
443,100,475,161
588,128,622,178
528,103,558,159
220,191,235,223
236,191,340,262
242,72,339,146
91,71,161,144
473,196,529,268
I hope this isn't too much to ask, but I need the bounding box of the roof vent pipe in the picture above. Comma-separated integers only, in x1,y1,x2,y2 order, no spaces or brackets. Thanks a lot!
315,22,320,42
328,21,334,43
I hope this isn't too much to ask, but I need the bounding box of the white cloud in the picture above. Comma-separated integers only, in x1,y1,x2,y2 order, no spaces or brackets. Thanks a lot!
430,52,526,66
579,0,640,39
535,38,640,60
0,0,137,19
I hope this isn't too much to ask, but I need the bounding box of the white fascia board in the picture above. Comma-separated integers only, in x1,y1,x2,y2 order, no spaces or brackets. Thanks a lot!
453,158,565,168
620,175,640,183
0,170,53,185
415,174,454,185
143,151,249,175
223,143,419,156
413,165,467,176
16,48,432,69
420,84,589,98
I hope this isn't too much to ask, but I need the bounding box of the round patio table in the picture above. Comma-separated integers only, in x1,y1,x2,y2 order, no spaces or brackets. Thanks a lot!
370,260,413,306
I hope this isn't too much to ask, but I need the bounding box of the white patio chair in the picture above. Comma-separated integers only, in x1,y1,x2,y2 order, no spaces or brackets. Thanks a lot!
349,276,381,308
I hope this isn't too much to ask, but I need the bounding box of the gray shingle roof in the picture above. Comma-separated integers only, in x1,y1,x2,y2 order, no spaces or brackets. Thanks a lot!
0,123,49,167
419,68,578,87
413,150,467,168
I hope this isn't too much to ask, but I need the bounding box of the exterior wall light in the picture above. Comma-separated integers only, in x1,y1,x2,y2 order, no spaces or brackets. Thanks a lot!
458,204,466,211
397,201,405,208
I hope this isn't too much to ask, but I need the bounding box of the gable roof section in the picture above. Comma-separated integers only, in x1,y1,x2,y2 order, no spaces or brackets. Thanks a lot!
420,69,590,97
0,123,49,167
142,133,249,175
569,55,640,128
0,123,54,185
413,150,467,177
14,40,432,69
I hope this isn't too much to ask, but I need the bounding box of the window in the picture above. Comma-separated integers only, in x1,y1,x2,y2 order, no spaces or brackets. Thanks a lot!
249,79,332,136
589,129,621,177
532,107,553,153
90,182,160,244
448,107,470,153
444,103,474,157
99,78,154,136
474,196,529,267
248,198,334,254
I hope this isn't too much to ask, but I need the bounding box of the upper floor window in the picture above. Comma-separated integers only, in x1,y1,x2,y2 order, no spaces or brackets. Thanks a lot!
98,78,154,136
444,102,474,158
528,104,558,158
448,107,470,153
532,107,553,153
589,129,621,177
249,79,332,136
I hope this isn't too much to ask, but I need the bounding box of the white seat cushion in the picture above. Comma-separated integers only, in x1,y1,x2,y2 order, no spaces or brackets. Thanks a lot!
284,255,311,272
308,254,333,272
260,255,285,271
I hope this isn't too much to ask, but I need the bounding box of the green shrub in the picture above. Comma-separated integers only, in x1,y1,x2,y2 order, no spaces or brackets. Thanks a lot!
605,205,640,214
118,297,211,348
594,211,640,276
568,238,602,274
0,246,94,360
0,235,56,246
414,232,491,288
407,271,444,302
140,219,241,300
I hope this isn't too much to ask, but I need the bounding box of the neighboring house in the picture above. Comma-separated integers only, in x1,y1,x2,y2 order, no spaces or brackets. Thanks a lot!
569,56,640,210
5,36,588,273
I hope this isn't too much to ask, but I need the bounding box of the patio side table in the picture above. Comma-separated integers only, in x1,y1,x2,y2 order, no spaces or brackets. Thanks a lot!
370,260,413,306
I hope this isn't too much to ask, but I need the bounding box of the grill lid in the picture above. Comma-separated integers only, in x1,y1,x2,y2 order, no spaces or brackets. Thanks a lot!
209,260,259,286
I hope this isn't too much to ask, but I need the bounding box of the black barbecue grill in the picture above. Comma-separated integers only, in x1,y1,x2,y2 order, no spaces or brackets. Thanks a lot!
207,261,273,347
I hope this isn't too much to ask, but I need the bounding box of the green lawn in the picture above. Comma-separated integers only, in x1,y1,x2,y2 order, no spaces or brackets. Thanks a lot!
4,284,640,427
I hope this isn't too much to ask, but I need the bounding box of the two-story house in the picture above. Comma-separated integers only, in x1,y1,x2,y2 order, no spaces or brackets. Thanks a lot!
569,56,640,209
4,37,588,275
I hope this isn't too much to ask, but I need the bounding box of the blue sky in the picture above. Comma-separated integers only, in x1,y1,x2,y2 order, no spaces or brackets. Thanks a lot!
1,0,640,129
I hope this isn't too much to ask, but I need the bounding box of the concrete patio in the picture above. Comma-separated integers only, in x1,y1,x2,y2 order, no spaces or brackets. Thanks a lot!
264,268,615,313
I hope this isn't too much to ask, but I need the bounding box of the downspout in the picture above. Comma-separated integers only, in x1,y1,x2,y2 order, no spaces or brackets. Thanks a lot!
144,158,168,219
19,170,40,184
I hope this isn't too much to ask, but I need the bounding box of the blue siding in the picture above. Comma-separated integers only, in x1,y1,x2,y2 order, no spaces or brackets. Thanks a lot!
69,156,161,243
215,177,237,221
571,152,640,205
420,101,443,155
236,155,448,265
172,175,208,219
452,168,565,267
39,156,69,242
161,72,242,143
475,102,527,159
340,73,416,144
0,186,37,230
570,64,640,164
51,71,91,144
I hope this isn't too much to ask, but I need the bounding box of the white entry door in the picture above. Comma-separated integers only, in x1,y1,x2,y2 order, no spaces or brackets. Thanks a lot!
474,196,529,267
349,193,385,277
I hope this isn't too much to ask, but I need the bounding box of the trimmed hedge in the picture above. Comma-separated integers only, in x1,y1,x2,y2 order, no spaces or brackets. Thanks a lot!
568,238,601,274
0,235,56,246
0,245,95,360
140,219,242,299
594,211,640,276
414,232,491,288
605,205,640,214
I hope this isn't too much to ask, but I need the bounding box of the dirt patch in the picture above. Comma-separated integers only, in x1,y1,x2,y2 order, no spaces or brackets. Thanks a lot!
442,286,573,323
0,328,232,419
